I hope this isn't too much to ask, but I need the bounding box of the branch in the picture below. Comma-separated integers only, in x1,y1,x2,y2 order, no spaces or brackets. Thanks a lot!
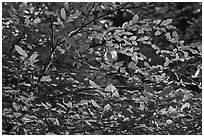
31,3,47,22
41,87,94,102
40,84,144,102
69,2,130,37
82,2,96,26
33,3,59,94
56,2,152,47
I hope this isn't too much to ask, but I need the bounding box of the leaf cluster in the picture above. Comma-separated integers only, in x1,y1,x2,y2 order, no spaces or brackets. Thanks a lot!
2,2,201,135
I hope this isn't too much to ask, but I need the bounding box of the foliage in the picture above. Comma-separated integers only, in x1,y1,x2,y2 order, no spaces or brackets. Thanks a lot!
2,2,202,135
128,2,202,44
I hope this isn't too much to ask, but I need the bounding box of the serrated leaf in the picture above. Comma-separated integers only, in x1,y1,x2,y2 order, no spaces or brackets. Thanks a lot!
104,104,111,111
40,76,52,82
89,80,101,89
158,86,173,97
61,8,66,20
105,84,116,93
160,19,172,26
15,45,28,58
91,100,102,108
143,83,154,93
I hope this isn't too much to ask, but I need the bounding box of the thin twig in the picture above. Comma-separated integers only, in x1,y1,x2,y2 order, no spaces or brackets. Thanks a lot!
69,2,130,37
33,3,58,93
31,3,47,22
82,2,96,26
58,2,152,46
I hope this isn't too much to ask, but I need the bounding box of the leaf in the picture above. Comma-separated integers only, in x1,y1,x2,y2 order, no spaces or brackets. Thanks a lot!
166,119,173,124
17,4,31,12
15,45,28,58
151,44,160,50
181,102,190,112
13,102,21,111
104,104,111,111
123,117,130,122
64,2,69,11
60,8,66,20
129,36,137,40
102,111,113,119
64,36,76,46
63,101,72,108
29,52,38,63
56,102,67,110
155,30,161,36
90,99,102,109
69,11,81,20
143,83,154,93
172,31,179,40
153,19,161,25
112,90,120,98
168,106,176,113
40,76,52,82
144,61,150,67
132,14,139,24
165,32,172,40
45,11,56,16
137,36,149,41
158,86,173,97
13,112,22,118
89,80,101,89
142,90,153,99
128,61,137,72
122,22,129,28
105,84,116,93
79,43,90,52
175,90,184,101
123,32,133,35
160,19,172,26
192,68,201,78
77,100,89,106
87,107,95,117
122,108,132,117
